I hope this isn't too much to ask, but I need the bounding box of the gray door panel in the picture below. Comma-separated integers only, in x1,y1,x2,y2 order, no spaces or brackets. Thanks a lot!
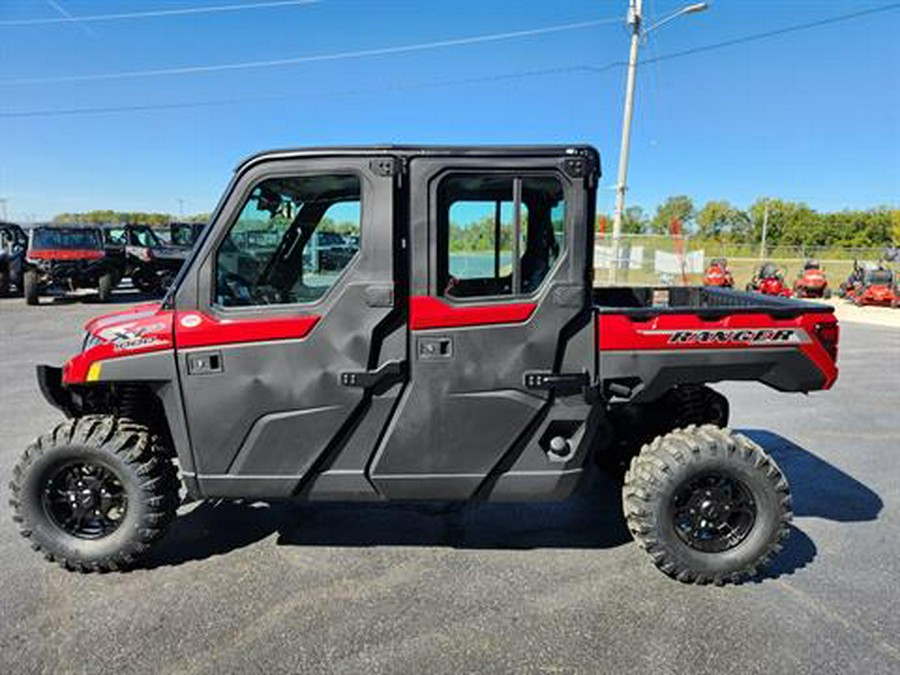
370,156,592,500
174,156,402,498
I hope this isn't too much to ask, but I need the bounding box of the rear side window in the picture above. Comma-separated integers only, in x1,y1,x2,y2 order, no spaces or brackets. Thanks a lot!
215,174,361,307
437,175,565,299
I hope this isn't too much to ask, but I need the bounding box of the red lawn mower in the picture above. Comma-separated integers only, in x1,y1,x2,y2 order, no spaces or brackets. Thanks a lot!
845,266,898,307
746,262,792,297
793,259,831,299
703,258,734,288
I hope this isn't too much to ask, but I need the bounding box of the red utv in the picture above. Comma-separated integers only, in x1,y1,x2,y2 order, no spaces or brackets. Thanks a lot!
793,259,831,299
746,262,792,297
23,226,120,305
702,258,734,288
845,266,897,307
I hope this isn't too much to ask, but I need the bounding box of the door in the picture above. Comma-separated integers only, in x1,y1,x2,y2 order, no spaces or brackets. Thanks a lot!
174,155,403,498
370,153,595,500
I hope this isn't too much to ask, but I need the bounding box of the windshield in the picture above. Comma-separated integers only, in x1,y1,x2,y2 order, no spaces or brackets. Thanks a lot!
867,270,894,285
32,228,101,250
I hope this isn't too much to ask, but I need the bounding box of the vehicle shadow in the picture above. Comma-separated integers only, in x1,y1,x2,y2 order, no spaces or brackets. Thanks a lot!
82,287,163,305
143,429,882,578
741,428,883,581
45,288,162,306
143,470,631,569
742,429,882,522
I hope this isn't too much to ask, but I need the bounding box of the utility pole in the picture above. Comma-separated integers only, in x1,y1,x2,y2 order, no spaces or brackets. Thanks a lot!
608,0,642,285
607,1,709,285
759,200,769,260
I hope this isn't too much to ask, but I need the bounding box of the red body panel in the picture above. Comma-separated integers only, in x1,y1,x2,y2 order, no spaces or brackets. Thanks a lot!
797,270,827,289
28,249,105,261
409,296,536,330
64,304,322,384
597,310,839,389
174,311,321,349
755,277,792,297
64,305,175,384
852,284,897,306
703,265,733,288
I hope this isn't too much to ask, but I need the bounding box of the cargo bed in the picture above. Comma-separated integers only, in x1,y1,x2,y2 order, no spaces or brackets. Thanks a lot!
593,286,834,320
593,286,839,400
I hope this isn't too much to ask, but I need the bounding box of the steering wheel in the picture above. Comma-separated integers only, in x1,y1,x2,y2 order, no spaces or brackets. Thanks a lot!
218,271,257,305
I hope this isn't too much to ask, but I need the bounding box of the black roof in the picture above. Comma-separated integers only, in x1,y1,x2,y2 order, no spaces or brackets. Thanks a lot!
236,144,600,173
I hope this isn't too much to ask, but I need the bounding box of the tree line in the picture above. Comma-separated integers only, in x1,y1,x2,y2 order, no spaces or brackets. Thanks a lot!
48,200,900,250
53,210,210,226
601,196,899,248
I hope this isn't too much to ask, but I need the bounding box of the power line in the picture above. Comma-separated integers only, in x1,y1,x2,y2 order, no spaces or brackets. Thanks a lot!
0,65,603,119
2,2,897,118
45,0,97,37
0,0,321,26
0,17,620,86
641,2,900,66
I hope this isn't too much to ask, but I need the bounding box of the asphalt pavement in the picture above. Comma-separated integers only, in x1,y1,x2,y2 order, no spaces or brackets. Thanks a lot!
0,291,897,674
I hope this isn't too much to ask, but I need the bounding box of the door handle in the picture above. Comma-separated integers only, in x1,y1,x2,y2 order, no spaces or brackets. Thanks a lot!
340,360,405,389
186,351,223,375
417,337,452,360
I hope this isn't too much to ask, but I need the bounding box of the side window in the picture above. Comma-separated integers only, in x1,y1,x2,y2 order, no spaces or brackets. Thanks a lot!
105,228,126,246
215,174,361,307
438,174,565,299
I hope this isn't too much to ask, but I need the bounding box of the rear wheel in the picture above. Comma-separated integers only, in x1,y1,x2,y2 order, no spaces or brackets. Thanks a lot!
23,269,39,305
0,267,9,297
623,425,791,584
97,272,114,302
9,416,179,572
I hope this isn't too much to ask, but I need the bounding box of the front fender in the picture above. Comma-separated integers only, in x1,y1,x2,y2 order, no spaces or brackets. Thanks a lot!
36,365,74,417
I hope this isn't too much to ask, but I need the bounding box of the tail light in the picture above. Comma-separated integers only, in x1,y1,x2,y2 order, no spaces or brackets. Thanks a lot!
815,322,839,361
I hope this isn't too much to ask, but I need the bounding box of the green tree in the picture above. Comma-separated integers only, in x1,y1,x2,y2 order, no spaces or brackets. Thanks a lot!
651,196,694,234
597,207,647,235
696,200,750,241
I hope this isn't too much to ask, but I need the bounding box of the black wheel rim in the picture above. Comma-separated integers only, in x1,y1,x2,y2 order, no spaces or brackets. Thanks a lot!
42,462,128,539
671,472,756,553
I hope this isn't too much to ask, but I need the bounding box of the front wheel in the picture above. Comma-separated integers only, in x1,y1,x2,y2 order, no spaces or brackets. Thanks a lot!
23,269,39,305
131,267,161,294
623,425,791,585
9,416,179,572
97,272,115,302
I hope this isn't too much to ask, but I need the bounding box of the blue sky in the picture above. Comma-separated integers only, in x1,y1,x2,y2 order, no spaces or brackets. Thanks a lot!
1,0,898,223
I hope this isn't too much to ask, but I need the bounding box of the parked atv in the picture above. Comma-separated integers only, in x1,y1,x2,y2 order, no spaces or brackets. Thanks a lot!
22,226,120,305
702,258,734,288
169,221,206,248
11,144,841,585
0,221,28,297
845,266,897,307
793,259,831,299
103,224,190,294
745,262,792,297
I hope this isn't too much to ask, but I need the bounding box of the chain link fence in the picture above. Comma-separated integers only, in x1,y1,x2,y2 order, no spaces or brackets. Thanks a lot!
595,233,893,288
